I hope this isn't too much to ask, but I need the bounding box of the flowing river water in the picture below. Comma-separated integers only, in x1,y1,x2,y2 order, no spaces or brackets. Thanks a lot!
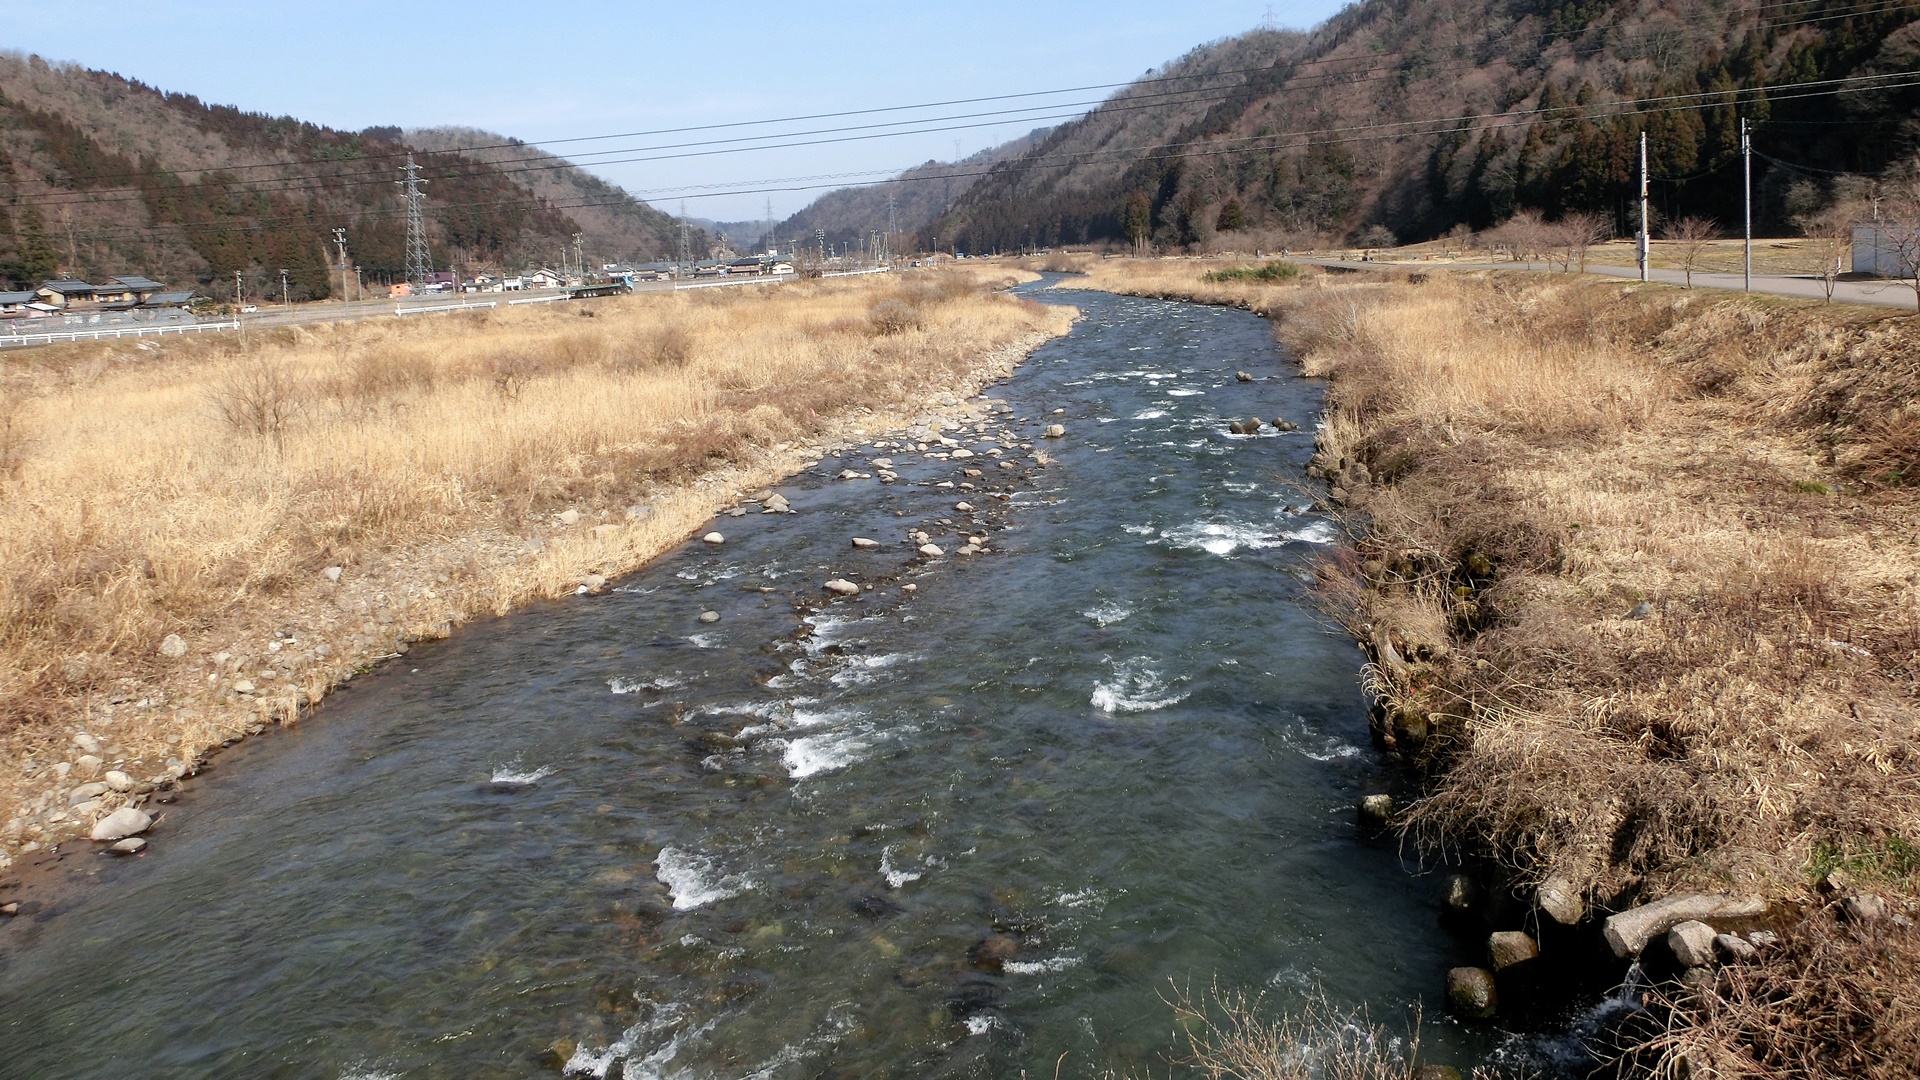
0,284,1498,1078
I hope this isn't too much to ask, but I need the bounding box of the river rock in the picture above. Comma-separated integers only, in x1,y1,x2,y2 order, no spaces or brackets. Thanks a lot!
73,754,102,779
871,458,893,469
954,502,974,513
918,544,945,558
1274,419,1298,432
951,449,974,459
558,509,582,526
824,579,860,596
1668,921,1718,967
900,584,917,594
698,611,721,624
1356,794,1395,829
1442,873,1480,918
969,933,1019,974
1445,967,1497,1019
1715,933,1758,962
1236,371,1253,382
851,537,880,549
702,532,725,545
69,782,109,805
1488,931,1539,970
578,574,609,593
90,807,152,842
1843,894,1889,923
1414,1067,1464,1080
1043,424,1066,438
109,837,147,855
103,770,134,793
1604,894,1767,958
323,565,343,582
764,494,790,513
1537,876,1585,925
73,732,100,755
159,633,188,659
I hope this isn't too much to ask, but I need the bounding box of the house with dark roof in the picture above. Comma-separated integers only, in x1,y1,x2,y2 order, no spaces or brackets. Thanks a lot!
36,280,98,308
139,290,197,309
96,276,169,304
0,291,38,316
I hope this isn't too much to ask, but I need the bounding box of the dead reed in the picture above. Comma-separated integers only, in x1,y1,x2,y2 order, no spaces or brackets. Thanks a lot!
1073,259,1920,1077
0,268,1069,864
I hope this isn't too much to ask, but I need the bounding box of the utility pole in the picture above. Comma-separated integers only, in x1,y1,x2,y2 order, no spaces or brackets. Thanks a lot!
280,268,290,308
1638,131,1650,283
677,201,691,280
572,232,585,283
1741,116,1753,292
333,228,350,306
235,270,245,346
398,153,433,292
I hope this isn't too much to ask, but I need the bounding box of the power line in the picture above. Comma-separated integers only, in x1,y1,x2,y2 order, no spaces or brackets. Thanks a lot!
6,0,1909,207
41,70,1920,248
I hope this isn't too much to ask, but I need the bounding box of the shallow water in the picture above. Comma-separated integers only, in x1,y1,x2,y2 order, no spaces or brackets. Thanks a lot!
0,285,1491,1078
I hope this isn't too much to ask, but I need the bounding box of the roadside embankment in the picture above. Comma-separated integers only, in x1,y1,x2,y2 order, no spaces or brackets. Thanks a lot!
0,268,1072,877
1071,259,1920,1077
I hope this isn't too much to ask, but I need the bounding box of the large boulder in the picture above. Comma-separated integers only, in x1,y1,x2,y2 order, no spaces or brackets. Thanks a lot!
1667,921,1718,967
1603,895,1767,958
1488,931,1539,971
90,807,152,842
1536,876,1585,926
1446,967,1497,1019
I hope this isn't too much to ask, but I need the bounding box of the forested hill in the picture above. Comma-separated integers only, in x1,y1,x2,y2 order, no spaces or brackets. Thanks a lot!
766,129,1052,255
934,0,1920,253
0,53,687,296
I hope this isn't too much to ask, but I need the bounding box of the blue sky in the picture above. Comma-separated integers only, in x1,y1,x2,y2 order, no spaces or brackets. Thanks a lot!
9,1,1351,220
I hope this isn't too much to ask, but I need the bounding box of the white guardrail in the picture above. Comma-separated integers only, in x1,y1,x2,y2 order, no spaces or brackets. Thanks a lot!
0,319,241,348
393,301,500,316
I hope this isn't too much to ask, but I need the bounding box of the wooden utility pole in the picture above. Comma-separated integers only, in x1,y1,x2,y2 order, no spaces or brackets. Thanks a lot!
1638,131,1650,283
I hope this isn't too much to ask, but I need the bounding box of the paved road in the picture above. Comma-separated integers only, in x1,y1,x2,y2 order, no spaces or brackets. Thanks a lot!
1295,257,1920,311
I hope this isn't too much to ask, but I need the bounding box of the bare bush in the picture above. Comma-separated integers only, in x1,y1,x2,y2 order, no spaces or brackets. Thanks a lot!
209,356,305,444
634,324,694,368
867,298,924,336
1663,217,1719,288
1161,982,1428,1080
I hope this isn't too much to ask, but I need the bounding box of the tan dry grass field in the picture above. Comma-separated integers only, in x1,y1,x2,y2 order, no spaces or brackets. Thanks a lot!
0,268,1073,869
1070,258,1920,1078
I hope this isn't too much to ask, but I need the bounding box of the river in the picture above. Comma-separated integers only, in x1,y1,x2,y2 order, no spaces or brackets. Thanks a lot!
0,283,1489,1078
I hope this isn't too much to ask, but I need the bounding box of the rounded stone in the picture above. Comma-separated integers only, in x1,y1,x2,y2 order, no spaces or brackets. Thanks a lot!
1445,967,1498,1019
698,611,721,624
823,579,860,596
103,770,135,793
1356,793,1395,829
90,807,152,842
702,532,725,545
109,837,147,855
158,633,188,659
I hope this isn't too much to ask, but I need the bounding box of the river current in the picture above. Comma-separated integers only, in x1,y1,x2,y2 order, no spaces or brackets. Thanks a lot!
0,284,1488,1078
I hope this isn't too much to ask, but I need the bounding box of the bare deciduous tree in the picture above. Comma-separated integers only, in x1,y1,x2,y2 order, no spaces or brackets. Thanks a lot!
1488,210,1549,264
1796,207,1854,305
1663,217,1719,289
1562,212,1613,274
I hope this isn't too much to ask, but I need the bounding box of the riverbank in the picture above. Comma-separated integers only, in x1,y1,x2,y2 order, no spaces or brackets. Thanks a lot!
0,268,1073,881
1063,259,1920,1076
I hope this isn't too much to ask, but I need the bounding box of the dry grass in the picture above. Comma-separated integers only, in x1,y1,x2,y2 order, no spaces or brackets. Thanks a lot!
0,268,1070,864
1073,259,1920,1077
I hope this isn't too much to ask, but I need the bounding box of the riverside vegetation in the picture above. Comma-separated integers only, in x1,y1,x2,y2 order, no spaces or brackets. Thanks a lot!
1065,258,1920,1078
0,269,1072,872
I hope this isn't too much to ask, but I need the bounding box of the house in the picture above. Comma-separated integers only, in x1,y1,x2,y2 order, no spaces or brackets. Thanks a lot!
525,268,564,289
95,276,168,304
139,290,197,309
0,290,39,316
389,282,413,299
35,280,98,308
769,262,795,276
503,275,525,291
691,262,726,278
1853,221,1915,278
727,257,767,276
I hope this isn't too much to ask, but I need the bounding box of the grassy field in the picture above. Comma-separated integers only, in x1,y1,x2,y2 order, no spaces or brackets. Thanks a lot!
1068,258,1920,1078
0,269,1072,867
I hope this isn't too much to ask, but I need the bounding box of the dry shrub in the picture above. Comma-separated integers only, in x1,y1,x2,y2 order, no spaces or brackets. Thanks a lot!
0,390,32,479
208,356,305,443
867,298,924,336
1150,982,1433,1080
630,324,694,369
1630,917,1920,1080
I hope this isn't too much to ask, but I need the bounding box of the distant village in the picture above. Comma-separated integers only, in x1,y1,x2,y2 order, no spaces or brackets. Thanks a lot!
1,277,200,324
392,256,799,298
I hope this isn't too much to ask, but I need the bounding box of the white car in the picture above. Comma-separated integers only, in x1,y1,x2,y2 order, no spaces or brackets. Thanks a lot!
240,305,258,313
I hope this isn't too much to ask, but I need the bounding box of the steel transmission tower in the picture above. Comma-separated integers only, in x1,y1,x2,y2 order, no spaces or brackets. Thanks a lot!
398,154,433,290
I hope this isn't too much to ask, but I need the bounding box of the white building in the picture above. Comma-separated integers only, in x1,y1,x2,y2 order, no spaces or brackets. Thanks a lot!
1853,221,1914,278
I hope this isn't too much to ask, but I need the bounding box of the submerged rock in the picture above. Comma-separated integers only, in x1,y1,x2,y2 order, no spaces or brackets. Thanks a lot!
824,580,861,596
1356,794,1395,830
109,837,147,855
851,537,880,549
969,934,1019,974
